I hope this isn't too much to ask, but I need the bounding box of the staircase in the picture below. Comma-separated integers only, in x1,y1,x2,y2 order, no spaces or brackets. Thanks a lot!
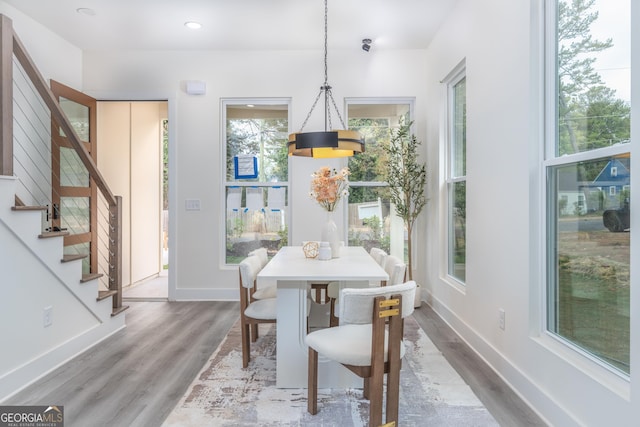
0,175,127,401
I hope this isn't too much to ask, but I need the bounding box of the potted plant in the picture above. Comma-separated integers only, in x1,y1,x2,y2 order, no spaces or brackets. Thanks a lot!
384,120,427,307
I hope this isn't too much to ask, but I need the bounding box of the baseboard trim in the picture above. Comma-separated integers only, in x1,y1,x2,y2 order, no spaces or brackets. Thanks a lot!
0,319,125,403
425,290,571,427
172,287,237,301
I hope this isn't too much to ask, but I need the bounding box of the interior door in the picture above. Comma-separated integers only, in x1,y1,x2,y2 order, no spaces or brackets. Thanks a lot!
50,80,98,275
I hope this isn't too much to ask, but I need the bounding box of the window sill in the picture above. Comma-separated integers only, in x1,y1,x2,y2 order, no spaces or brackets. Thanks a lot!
532,332,630,400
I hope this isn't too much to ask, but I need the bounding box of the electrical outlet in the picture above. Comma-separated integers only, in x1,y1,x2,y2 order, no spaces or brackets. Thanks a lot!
498,308,505,330
43,306,53,327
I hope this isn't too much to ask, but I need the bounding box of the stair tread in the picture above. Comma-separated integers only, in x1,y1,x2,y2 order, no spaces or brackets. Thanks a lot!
10,194,127,323
97,289,118,301
39,231,69,238
111,305,129,317
12,205,47,211
62,254,88,263
81,273,104,283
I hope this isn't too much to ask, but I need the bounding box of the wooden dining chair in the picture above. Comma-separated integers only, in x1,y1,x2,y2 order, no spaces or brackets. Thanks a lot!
310,282,331,304
328,254,406,326
306,281,417,427
369,247,387,268
248,248,277,300
245,248,276,342
248,247,269,268
327,282,341,327
239,255,277,368
381,255,406,287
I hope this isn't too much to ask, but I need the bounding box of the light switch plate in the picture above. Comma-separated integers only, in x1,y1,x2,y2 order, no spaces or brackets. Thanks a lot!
185,199,201,211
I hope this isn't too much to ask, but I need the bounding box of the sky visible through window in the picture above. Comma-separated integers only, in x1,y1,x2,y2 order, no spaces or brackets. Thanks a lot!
590,0,630,101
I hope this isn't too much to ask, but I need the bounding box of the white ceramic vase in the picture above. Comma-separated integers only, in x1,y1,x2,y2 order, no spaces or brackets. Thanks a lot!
321,211,340,258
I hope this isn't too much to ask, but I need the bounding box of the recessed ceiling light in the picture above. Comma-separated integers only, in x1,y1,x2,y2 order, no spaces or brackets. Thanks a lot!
76,8,96,16
184,21,202,30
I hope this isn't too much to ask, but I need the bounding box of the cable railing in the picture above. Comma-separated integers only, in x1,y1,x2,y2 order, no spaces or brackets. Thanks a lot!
0,15,124,315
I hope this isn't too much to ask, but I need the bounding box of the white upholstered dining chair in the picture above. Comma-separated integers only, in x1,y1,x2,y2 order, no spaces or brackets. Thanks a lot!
306,281,417,426
328,253,406,327
238,254,277,368
381,255,406,287
369,247,387,268
248,248,277,300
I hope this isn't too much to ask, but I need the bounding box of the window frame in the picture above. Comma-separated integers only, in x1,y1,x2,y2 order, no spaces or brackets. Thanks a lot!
542,0,632,378
443,60,467,287
345,97,415,263
220,98,292,267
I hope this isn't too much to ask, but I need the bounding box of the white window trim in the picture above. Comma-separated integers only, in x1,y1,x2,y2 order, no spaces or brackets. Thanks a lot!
538,0,633,386
220,98,292,269
345,97,415,264
442,60,467,289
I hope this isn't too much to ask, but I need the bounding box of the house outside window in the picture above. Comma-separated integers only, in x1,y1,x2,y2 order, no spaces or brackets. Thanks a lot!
222,100,290,264
346,100,413,262
545,0,631,374
444,64,466,284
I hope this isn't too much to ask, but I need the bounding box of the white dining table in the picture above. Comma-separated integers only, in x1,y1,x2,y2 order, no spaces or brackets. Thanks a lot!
257,245,388,388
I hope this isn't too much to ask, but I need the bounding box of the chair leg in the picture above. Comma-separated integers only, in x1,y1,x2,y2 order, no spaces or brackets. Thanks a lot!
385,307,404,424
251,323,258,342
368,372,383,427
308,348,318,415
386,360,401,424
363,377,370,399
329,299,339,327
241,322,250,368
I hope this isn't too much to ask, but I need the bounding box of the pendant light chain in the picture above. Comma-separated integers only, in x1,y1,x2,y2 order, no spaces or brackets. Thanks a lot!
323,0,328,86
298,0,347,133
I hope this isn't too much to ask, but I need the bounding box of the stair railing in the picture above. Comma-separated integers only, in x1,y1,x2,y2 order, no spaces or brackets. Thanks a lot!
0,15,124,314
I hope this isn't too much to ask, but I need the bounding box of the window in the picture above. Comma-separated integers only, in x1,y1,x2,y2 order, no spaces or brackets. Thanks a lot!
346,100,413,261
444,64,467,284
546,0,630,374
223,100,290,264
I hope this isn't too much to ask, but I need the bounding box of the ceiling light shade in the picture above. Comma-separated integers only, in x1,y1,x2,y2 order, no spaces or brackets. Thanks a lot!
288,130,364,158
289,0,364,158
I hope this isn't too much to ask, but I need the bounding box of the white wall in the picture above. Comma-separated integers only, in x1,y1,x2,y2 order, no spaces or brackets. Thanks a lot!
81,48,428,300
424,0,638,425
0,2,82,89
0,204,99,383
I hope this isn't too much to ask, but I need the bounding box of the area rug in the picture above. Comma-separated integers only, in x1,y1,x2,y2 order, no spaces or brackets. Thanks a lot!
163,317,498,427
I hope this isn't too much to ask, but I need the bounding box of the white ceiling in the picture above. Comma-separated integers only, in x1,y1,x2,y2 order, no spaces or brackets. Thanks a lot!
3,0,457,51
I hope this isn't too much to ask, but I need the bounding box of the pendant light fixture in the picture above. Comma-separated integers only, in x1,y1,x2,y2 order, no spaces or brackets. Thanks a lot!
288,0,365,158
